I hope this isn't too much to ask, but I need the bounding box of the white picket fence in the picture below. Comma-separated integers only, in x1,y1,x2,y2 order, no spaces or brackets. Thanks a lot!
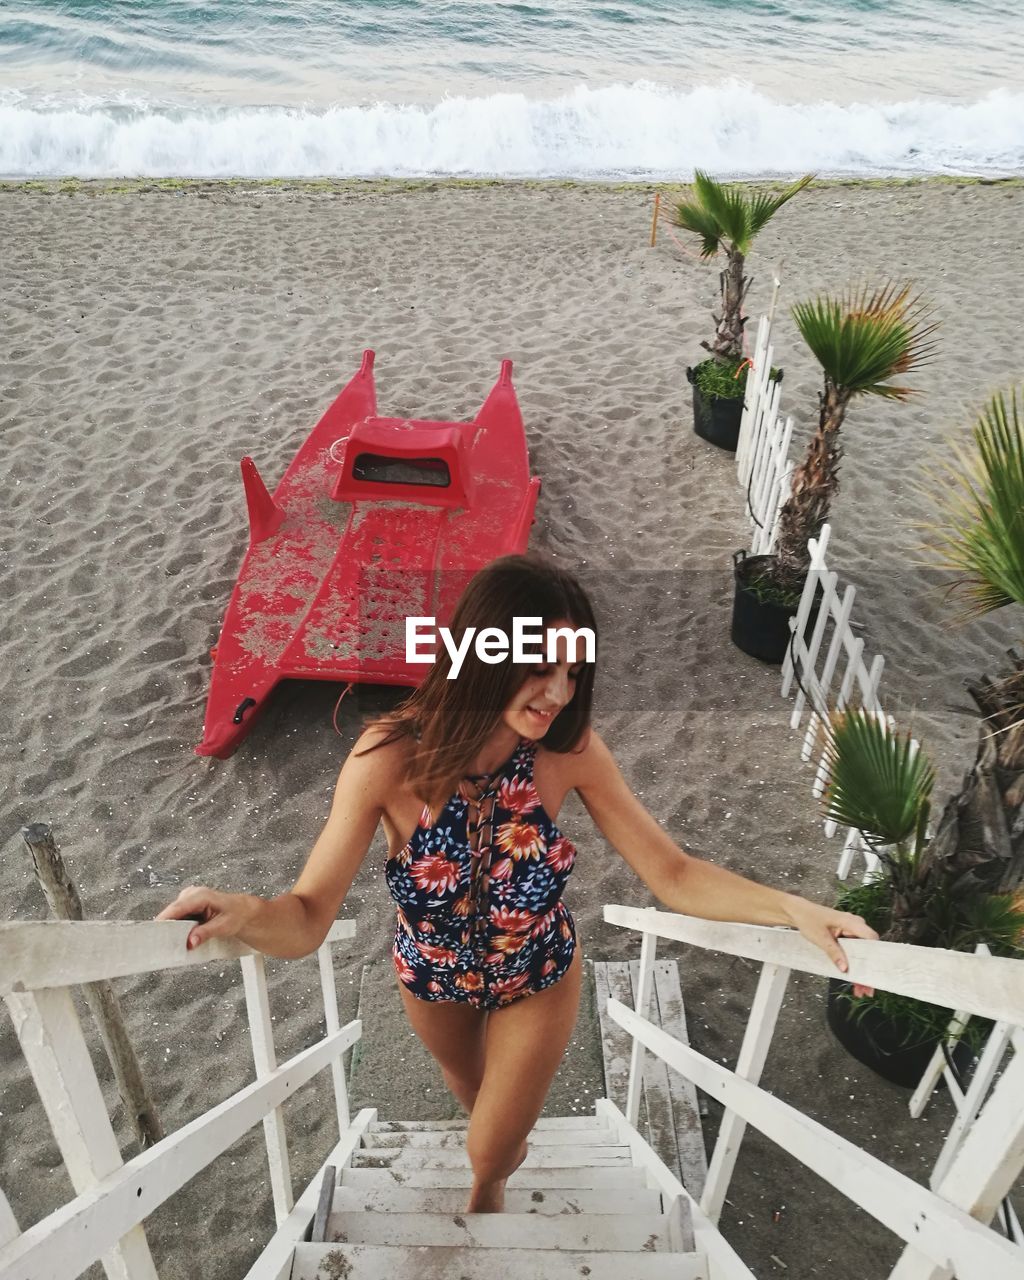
0,918,360,1280
776,522,889,881
735,318,905,884
735,314,795,557
911,942,1024,1246
606,903,1024,1279
728,294,1021,1222
768,522,1022,1158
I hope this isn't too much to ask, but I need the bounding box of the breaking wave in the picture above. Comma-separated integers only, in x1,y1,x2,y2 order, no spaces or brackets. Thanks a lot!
2,81,1022,180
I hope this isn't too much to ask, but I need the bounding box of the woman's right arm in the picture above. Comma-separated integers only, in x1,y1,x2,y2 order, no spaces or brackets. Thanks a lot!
154,729,391,959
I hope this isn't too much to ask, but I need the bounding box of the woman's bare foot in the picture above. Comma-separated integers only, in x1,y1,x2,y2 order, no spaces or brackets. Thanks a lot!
465,1177,506,1214
464,1138,529,1213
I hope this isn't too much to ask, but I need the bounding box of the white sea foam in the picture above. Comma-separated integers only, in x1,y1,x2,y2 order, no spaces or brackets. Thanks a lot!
1,81,1021,179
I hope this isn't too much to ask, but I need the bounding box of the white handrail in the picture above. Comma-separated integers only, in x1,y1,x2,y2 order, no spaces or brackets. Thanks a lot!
0,918,357,992
609,996,1024,1280
597,1097,757,1280
1,917,361,1280
243,1110,377,1280
604,903,1024,1280
0,1018,361,1280
603,904,1024,1027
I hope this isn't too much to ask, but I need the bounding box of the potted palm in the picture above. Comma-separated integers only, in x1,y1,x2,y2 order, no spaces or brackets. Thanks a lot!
820,708,1024,1087
675,171,812,451
821,386,1024,1086
731,283,938,663
919,383,1024,919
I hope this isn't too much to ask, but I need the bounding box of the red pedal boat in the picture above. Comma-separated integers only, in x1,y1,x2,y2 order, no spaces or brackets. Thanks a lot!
196,351,541,759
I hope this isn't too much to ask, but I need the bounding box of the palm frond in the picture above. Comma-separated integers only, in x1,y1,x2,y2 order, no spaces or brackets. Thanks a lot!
693,171,754,252
822,709,935,846
673,197,725,259
793,282,939,398
747,173,815,239
954,892,1024,954
674,171,814,258
924,387,1024,618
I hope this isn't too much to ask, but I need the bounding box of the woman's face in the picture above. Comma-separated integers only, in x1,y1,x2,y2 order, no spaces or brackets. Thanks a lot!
502,616,586,739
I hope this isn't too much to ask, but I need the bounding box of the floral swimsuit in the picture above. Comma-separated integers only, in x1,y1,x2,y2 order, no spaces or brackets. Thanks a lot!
386,737,578,1010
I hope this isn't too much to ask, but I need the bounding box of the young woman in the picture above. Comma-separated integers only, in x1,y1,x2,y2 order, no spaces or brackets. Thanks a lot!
157,554,877,1213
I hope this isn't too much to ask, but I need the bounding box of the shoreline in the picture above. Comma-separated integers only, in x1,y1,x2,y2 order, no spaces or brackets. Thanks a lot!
2,173,1022,197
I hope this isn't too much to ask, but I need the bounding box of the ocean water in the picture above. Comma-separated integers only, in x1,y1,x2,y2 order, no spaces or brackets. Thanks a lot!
1,0,1022,180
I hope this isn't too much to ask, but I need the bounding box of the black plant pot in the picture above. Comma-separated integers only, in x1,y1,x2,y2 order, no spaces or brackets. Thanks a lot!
688,367,744,451
731,550,812,666
826,978,974,1090
687,364,784,453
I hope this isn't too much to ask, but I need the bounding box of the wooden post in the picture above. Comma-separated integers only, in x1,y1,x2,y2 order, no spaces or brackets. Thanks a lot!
625,906,658,1127
700,962,790,1224
240,952,294,1224
0,1185,18,1248
318,941,351,1135
21,822,164,1151
735,316,771,485
886,1042,1024,1279
5,985,161,1280
649,191,661,247
767,274,782,330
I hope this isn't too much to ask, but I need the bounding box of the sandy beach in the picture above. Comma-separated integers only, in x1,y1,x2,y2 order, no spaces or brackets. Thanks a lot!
2,178,1022,1279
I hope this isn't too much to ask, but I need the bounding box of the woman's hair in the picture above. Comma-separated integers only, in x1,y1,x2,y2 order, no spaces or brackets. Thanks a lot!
357,552,597,811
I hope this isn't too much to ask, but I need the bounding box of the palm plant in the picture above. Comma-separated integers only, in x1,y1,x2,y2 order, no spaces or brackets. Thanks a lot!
927,386,1024,619
821,399,1024,1053
823,710,1023,942
764,283,938,599
822,709,1024,1047
921,385,1024,893
675,171,813,375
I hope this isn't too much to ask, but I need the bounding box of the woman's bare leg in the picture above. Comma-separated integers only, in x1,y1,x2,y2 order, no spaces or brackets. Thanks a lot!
396,981,489,1115
465,946,583,1212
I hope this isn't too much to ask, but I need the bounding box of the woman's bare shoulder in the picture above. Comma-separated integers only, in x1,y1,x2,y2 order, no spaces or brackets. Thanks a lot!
539,724,607,787
353,720,408,749
345,723,413,786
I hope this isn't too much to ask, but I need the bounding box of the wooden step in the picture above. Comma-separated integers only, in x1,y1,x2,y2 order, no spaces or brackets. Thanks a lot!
361,1127,617,1148
368,1116,609,1133
340,1165,649,1190
330,1185,664,1216
352,1145,631,1169
594,960,708,1196
325,1209,674,1250
291,1243,708,1279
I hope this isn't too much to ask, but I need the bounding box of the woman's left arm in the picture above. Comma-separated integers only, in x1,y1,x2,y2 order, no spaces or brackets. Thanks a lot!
573,729,877,984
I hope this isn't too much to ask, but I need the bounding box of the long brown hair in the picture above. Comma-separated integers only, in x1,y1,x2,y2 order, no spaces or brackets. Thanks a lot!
357,553,598,812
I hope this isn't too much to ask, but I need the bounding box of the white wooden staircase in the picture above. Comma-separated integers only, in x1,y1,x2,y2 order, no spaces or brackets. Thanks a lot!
287,1113,705,1280
3,911,1022,1280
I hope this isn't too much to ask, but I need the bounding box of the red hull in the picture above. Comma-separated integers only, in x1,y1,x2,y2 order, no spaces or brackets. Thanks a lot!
196,352,541,759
